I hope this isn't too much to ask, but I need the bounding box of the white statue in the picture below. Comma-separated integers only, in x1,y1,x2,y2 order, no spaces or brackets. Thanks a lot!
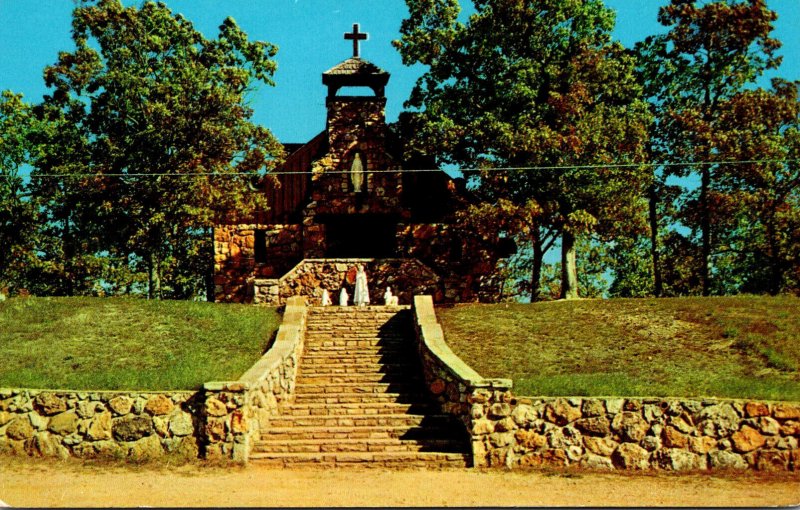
350,152,364,193
339,288,349,307
321,289,332,306
353,265,370,306
383,287,399,306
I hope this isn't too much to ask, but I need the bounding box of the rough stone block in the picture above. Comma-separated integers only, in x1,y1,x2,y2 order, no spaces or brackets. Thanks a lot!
488,402,511,419
205,398,228,417
709,450,748,470
574,416,611,436
108,396,134,416
515,429,547,450
86,412,112,441
744,402,770,418
33,394,66,416
605,399,625,415
612,412,649,443
144,395,174,416
581,453,614,470
128,435,164,460
112,415,153,442
612,443,650,470
6,417,34,440
773,404,800,420
663,426,689,449
755,450,790,471
731,425,766,453
696,404,739,436
582,400,606,418
655,448,706,471
545,399,581,426
48,411,79,436
584,436,618,457
689,435,717,454
169,413,194,437
511,404,536,426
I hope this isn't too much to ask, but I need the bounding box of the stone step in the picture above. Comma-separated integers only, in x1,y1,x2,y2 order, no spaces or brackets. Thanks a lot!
305,329,407,335
301,354,417,365
266,413,453,429
296,373,421,385
303,338,409,348
295,382,423,395
252,437,466,454
292,392,428,405
302,346,411,356
279,402,436,416
298,362,417,374
247,451,470,468
259,424,459,441
304,331,409,338
308,306,410,314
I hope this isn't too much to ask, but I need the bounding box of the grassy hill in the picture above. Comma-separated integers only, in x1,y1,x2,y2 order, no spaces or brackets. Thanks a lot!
0,297,281,391
437,296,800,401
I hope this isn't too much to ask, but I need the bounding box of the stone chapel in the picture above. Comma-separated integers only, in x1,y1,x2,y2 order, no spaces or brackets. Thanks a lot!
213,25,514,305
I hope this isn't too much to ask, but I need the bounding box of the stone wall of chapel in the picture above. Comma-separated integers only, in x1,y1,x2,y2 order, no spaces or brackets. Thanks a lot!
214,224,303,303
308,98,406,219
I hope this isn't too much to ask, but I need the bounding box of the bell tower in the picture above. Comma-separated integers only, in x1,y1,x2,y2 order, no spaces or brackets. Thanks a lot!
321,24,391,184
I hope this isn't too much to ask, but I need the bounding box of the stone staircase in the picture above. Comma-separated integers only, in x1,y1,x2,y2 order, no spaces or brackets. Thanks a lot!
249,306,471,468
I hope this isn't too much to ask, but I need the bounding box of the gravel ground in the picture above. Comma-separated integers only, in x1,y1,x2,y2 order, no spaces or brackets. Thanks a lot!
1,458,799,507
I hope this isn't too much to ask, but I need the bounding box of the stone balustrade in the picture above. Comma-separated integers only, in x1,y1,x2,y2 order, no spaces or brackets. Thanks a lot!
412,295,800,471
202,296,308,462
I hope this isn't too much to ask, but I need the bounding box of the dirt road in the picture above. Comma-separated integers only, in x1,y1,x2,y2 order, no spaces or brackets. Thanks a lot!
1,458,798,507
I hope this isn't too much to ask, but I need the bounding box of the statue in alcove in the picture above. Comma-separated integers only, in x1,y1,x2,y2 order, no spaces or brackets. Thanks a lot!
350,152,364,193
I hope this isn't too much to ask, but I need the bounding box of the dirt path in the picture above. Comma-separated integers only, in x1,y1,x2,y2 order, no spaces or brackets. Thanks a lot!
1,458,798,507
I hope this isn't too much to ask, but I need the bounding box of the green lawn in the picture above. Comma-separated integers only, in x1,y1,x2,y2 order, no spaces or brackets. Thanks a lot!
0,297,281,391
437,296,800,401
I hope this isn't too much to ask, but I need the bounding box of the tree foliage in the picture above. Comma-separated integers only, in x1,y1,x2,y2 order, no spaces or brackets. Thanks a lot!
636,0,782,296
0,92,39,291
395,0,650,300
28,0,282,298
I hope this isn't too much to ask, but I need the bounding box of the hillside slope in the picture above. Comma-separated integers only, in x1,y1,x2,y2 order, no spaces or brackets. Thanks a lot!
0,297,281,390
437,296,800,400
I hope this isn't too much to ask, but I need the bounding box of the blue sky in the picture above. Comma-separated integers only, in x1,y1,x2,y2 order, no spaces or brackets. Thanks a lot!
0,0,798,144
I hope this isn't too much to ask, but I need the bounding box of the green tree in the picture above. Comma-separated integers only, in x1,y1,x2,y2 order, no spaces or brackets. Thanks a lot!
713,80,800,294
0,92,39,292
31,0,282,298
636,0,781,296
394,0,650,300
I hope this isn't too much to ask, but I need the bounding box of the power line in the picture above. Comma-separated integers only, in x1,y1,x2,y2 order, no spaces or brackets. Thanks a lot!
5,158,798,179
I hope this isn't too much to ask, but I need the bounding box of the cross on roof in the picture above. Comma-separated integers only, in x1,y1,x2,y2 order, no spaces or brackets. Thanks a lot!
344,23,368,58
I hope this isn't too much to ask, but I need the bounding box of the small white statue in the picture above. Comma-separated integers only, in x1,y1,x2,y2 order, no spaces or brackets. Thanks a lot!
353,264,370,307
351,152,364,193
321,289,332,306
339,288,349,307
383,287,399,306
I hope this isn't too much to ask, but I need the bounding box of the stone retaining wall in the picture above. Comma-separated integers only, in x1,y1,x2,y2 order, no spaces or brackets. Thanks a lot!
254,258,440,306
0,297,308,463
0,389,200,460
412,295,800,471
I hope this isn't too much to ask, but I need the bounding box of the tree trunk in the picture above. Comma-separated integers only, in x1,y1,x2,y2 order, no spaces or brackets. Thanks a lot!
700,166,711,296
560,230,579,300
766,219,781,296
148,251,161,299
530,236,544,302
206,228,215,303
648,183,663,297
